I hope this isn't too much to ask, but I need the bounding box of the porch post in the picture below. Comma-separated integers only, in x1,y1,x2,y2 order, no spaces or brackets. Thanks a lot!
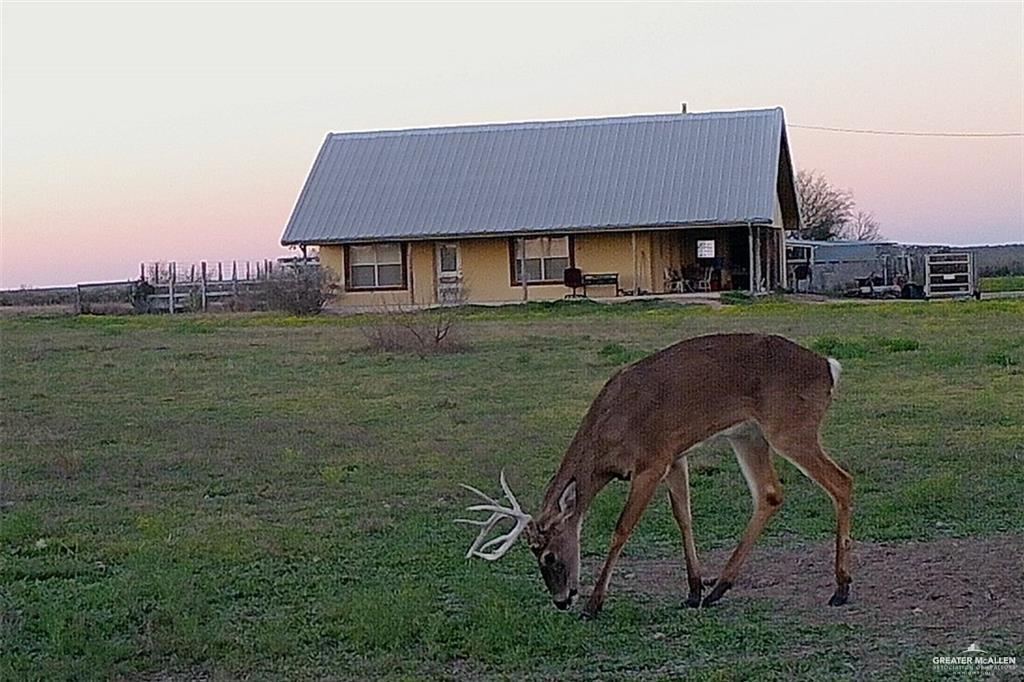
753,227,761,290
631,232,639,295
779,228,788,289
754,227,762,293
747,223,755,295
519,238,528,302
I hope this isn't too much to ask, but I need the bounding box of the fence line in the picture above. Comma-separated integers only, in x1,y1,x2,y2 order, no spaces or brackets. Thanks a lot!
1,257,318,313
142,259,282,286
136,258,317,313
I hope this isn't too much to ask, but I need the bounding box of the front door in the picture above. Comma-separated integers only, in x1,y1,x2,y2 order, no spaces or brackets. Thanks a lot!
436,243,462,304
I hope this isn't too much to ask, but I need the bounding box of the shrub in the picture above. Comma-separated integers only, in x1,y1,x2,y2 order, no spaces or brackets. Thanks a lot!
263,264,329,315
362,305,467,357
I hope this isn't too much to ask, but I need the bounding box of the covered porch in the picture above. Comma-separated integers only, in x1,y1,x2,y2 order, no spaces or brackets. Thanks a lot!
647,225,786,295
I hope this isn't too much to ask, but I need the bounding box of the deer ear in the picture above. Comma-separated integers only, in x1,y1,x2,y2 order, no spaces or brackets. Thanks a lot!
558,480,577,516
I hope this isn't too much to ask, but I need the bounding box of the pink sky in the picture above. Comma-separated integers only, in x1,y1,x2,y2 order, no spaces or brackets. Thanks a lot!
2,2,1021,288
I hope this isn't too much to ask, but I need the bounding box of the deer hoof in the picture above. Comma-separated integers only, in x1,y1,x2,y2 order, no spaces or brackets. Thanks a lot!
581,597,603,620
701,580,733,607
684,592,702,608
828,585,850,607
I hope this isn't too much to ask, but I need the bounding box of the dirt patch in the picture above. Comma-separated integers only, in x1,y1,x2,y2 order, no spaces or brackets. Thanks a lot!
609,534,1024,649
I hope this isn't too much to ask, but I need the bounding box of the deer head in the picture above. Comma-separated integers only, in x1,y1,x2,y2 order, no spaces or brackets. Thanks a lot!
456,471,580,610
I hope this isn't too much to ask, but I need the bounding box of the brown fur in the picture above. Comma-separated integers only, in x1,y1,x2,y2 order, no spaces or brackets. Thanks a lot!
526,333,853,617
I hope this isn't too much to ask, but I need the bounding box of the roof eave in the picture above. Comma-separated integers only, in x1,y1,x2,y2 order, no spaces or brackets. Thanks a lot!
281,218,777,246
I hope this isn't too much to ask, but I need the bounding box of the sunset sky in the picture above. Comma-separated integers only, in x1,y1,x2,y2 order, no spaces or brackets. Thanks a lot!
2,2,1022,288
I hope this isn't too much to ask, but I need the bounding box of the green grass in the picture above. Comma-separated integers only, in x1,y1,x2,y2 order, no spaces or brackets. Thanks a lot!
980,275,1024,293
2,300,1023,679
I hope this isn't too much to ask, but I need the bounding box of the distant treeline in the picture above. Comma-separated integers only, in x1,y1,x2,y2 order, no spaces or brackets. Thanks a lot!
941,243,1024,276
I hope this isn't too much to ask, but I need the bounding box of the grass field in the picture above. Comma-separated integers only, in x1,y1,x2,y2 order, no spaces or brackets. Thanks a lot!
2,300,1023,680
980,275,1024,293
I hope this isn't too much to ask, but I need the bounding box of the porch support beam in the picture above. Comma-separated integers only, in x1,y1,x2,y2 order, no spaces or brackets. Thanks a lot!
631,232,639,295
755,227,762,293
779,228,788,289
519,238,528,302
748,224,755,295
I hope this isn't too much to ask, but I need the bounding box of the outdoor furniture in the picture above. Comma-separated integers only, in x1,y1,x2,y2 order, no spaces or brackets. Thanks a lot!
563,267,584,298
692,267,713,292
561,270,620,298
582,273,620,296
663,267,684,293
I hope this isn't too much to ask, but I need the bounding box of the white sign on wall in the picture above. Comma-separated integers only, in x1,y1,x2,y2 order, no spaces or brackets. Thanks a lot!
697,240,716,259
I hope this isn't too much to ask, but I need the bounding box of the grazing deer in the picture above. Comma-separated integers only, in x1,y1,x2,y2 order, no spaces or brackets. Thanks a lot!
456,333,852,618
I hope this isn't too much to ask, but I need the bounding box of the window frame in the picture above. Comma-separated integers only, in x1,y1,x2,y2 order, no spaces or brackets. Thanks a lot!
344,242,409,291
508,235,575,286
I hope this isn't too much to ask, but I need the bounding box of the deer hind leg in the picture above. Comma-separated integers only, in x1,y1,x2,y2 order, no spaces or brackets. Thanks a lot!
702,424,784,606
763,424,854,607
665,457,703,607
582,466,663,620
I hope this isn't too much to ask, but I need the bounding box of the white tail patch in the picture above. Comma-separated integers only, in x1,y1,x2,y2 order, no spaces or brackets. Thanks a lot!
827,358,842,397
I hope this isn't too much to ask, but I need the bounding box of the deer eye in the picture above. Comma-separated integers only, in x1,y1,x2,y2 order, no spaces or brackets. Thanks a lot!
542,551,556,566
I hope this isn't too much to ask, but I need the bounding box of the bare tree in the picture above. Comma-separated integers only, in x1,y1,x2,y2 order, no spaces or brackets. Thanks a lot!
840,211,883,241
795,170,855,240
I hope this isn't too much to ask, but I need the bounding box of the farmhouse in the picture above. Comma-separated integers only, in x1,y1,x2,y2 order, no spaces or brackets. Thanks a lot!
281,108,801,306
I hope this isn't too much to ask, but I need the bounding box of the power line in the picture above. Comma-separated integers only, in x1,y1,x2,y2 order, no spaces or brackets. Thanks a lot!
789,124,1023,138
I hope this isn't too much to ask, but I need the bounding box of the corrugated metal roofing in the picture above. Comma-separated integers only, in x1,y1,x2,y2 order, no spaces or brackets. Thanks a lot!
281,108,790,245
789,239,897,263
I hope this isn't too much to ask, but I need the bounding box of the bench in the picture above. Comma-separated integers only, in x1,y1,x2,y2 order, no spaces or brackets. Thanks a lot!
582,273,620,297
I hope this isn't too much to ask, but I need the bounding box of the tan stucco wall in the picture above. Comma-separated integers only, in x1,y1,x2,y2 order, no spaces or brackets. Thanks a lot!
457,238,562,303
320,234,646,305
316,226,784,306
319,245,344,280
575,232,654,295
408,242,436,306
318,244,426,307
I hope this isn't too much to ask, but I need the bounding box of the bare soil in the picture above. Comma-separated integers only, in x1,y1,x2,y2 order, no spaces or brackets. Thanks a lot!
611,534,1024,650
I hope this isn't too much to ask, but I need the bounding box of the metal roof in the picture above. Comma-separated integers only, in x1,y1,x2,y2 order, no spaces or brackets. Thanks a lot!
788,239,896,263
281,108,796,245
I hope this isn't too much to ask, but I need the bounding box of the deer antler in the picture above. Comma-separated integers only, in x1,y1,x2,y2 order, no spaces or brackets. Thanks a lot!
454,470,532,560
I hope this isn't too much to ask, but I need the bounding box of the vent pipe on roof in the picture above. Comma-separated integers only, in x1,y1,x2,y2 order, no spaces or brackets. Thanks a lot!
680,102,688,114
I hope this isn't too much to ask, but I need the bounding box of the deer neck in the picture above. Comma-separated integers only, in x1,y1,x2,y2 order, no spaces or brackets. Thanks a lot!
540,444,609,520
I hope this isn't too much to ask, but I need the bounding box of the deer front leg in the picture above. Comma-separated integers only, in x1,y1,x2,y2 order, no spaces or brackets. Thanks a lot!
665,457,703,607
582,467,663,619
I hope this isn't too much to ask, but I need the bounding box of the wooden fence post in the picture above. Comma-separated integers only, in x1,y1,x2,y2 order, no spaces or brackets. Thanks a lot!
217,262,223,282
232,260,238,299
169,262,176,315
200,261,208,312
75,284,82,314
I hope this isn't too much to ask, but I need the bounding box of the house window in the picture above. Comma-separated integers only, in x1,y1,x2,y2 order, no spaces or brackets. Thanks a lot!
346,243,406,290
511,236,571,284
438,244,458,274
